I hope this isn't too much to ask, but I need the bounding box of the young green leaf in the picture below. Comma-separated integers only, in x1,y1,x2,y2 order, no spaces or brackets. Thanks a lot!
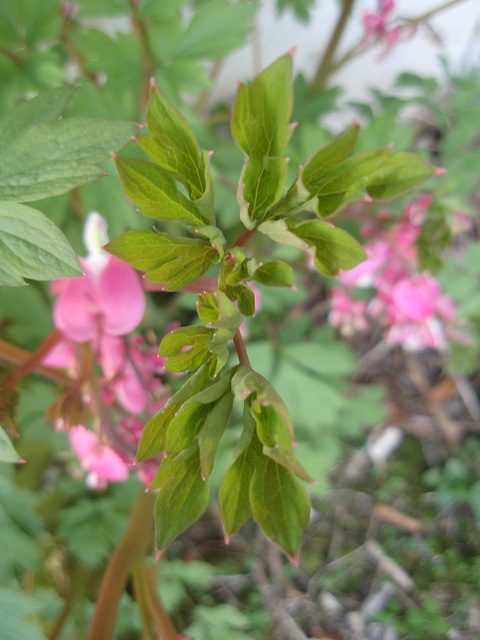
165,403,210,457
0,202,82,286
135,404,176,463
231,53,294,159
197,391,234,479
197,289,243,333
289,220,367,276
250,456,310,560
0,117,138,202
364,152,436,200
219,434,262,540
136,365,212,463
115,157,208,225
142,87,205,199
238,157,289,224
262,446,315,484
231,366,295,448
302,122,359,187
159,326,212,372
105,229,215,291
254,260,295,288
153,452,210,552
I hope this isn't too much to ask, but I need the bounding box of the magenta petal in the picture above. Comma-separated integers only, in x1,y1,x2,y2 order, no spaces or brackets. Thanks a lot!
89,446,129,482
69,425,97,461
42,339,76,369
53,276,99,342
97,256,146,336
99,334,126,379
114,366,147,414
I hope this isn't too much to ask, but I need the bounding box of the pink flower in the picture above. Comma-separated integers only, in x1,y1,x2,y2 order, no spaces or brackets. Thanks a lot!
69,425,129,489
52,213,145,343
339,240,391,287
389,273,441,323
329,287,369,336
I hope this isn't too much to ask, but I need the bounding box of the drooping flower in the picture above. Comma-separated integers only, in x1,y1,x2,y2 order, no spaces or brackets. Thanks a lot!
69,425,129,490
52,213,146,343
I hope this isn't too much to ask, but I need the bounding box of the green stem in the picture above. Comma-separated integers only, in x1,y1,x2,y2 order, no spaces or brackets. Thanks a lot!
309,0,356,95
131,563,156,640
86,490,156,640
143,562,179,640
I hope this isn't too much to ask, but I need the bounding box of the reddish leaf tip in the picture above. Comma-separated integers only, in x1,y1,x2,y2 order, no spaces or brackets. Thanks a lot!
224,534,231,546
289,45,298,57
155,548,164,561
386,142,394,150
288,553,299,567
434,167,447,176
150,76,158,90
208,150,214,158
110,152,118,160
363,192,373,203
353,117,360,127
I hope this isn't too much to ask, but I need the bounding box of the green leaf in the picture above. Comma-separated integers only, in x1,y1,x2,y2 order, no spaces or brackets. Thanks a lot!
0,117,138,202
153,452,210,552
231,366,295,448
193,225,226,259
302,122,359,187
0,427,23,464
0,202,82,286
289,220,366,276
165,403,210,457
197,289,243,333
238,156,288,224
0,86,75,153
163,364,212,410
175,0,258,60
250,456,310,559
183,368,236,406
105,229,215,291
254,260,295,288
262,446,315,484
135,403,176,463
231,53,294,159
219,433,262,539
197,391,234,479
115,157,208,225
364,152,436,200
0,586,48,640
159,326,212,372
142,87,205,199
136,365,212,463
258,218,308,249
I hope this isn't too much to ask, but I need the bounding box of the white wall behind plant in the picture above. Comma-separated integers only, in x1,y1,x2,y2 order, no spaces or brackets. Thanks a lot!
211,0,480,112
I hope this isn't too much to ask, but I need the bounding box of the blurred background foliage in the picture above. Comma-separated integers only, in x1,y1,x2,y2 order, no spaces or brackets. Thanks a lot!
1,0,480,638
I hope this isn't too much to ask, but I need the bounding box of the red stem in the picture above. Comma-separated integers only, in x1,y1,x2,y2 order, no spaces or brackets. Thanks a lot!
4,329,65,389
233,331,251,368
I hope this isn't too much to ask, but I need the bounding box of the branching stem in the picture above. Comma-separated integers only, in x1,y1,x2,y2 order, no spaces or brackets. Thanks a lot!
2,329,68,389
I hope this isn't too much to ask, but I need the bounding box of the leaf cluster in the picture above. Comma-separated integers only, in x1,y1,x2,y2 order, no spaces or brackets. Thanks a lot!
107,53,437,558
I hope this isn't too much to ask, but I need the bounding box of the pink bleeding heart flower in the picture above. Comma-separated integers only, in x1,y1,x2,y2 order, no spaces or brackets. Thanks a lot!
329,287,369,336
69,425,129,489
52,213,146,343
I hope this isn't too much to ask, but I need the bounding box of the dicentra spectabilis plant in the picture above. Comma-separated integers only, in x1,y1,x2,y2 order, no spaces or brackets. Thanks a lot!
104,52,440,561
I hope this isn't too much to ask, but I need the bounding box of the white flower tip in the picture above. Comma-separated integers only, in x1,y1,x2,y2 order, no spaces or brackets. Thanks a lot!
83,212,109,259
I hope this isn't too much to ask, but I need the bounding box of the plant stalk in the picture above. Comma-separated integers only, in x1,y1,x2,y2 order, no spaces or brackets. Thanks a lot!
86,490,156,640
309,0,356,95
